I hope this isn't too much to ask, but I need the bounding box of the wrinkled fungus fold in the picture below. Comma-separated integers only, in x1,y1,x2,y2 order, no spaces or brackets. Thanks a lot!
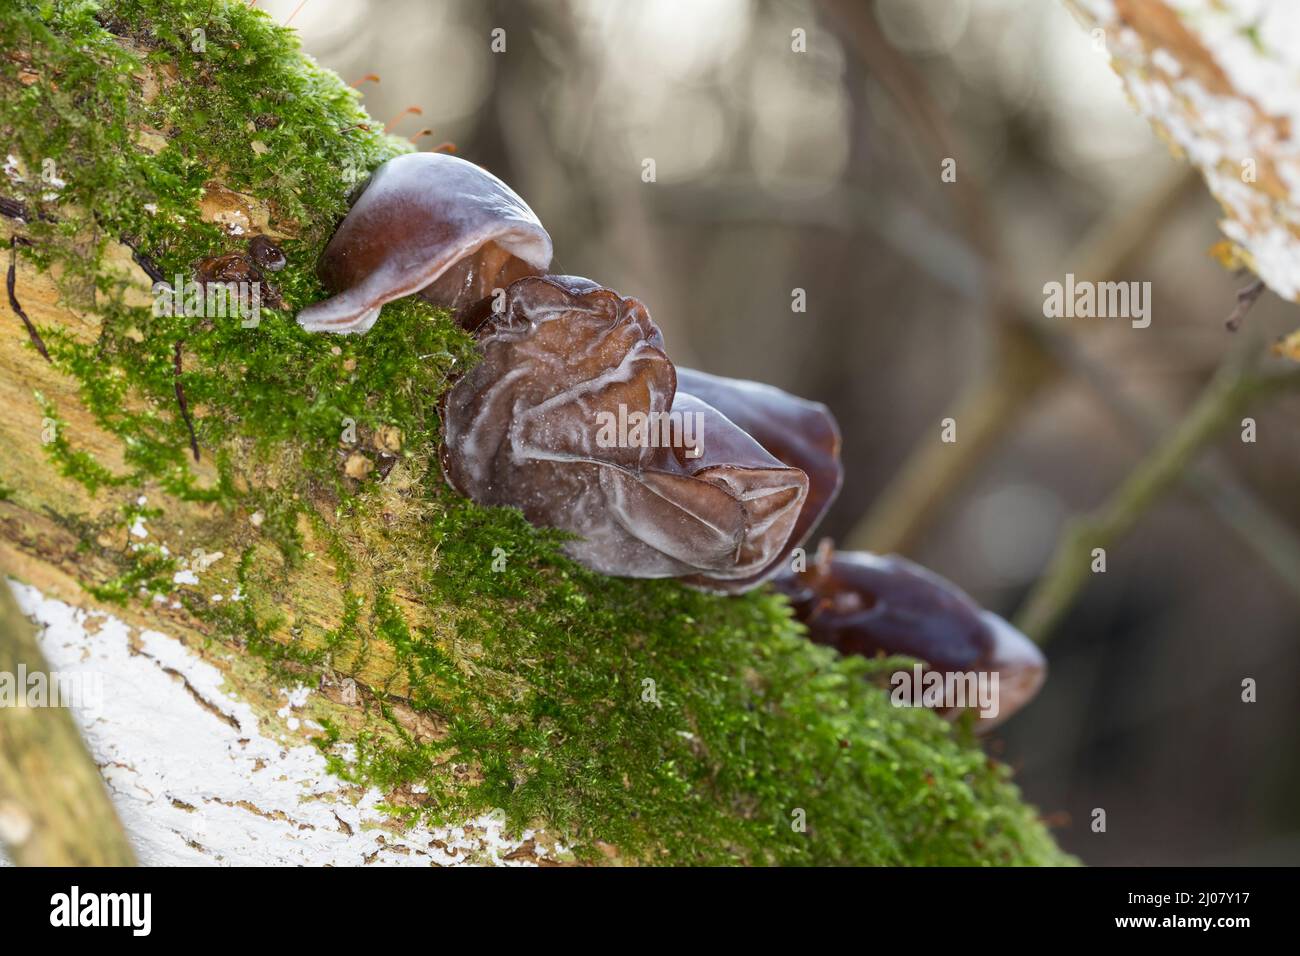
440,275,813,589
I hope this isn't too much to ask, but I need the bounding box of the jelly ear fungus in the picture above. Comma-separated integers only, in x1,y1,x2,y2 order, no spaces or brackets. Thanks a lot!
297,152,552,334
296,151,1046,725
439,275,821,591
293,153,844,589
772,545,1046,726
673,367,842,589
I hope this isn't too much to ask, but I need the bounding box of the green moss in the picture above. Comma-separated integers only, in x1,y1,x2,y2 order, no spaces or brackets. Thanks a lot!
0,0,1070,865
1240,21,1266,54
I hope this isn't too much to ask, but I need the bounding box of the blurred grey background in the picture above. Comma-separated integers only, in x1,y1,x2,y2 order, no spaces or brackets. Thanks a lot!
262,0,1300,865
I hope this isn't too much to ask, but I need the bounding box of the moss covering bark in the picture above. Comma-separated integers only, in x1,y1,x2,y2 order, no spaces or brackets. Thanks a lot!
0,0,1072,865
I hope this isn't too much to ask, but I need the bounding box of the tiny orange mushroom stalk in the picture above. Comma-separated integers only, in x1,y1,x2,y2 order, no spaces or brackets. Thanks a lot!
296,152,1046,723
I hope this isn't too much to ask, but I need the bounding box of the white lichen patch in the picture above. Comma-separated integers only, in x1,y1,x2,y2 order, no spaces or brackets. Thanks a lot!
1068,0,1300,306
2,581,565,867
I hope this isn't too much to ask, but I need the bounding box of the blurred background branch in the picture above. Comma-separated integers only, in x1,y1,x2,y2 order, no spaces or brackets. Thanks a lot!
1016,348,1300,640
845,167,1196,555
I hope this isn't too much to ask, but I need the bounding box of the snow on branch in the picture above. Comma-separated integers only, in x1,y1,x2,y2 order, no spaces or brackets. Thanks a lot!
1068,0,1300,353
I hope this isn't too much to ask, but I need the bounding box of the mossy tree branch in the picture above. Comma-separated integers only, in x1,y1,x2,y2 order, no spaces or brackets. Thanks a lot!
0,0,1071,866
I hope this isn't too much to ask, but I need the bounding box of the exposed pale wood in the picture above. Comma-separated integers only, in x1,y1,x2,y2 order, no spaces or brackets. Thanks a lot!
0,574,137,866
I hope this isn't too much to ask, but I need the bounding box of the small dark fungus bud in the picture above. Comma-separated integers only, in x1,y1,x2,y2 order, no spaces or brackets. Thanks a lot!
375,451,400,480
675,366,842,585
194,252,259,284
440,276,810,588
195,250,287,310
247,234,286,272
297,152,552,334
772,546,1046,727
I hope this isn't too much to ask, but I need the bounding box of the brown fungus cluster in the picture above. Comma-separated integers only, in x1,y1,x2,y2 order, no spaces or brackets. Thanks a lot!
297,152,1046,723
438,274,819,590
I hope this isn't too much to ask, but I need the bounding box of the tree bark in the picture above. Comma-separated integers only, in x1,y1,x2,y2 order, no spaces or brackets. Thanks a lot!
0,576,136,866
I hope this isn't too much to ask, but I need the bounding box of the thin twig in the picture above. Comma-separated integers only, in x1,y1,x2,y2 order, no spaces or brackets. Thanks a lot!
0,194,53,225
0,196,29,221
822,0,1208,559
1037,318,1300,607
7,236,51,363
173,340,200,462
816,0,999,266
3,196,165,288
846,169,1199,554
1014,352,1300,642
1225,278,1266,331
120,234,165,285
